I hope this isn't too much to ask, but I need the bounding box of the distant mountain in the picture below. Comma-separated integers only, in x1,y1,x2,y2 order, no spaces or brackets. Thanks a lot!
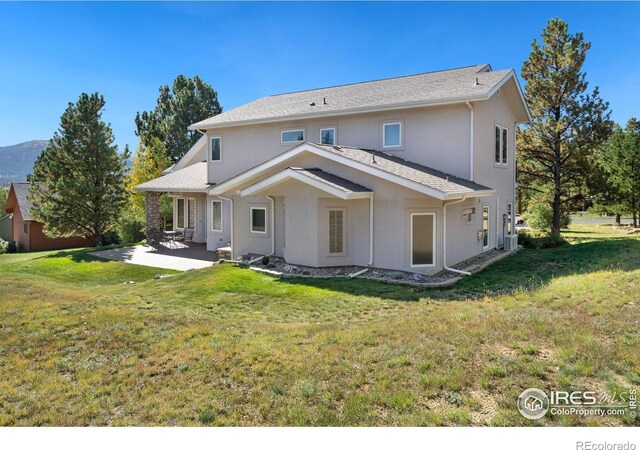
0,140,48,186
0,140,133,186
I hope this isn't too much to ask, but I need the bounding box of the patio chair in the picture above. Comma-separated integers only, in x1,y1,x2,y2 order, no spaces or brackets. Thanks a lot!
172,230,185,242
184,229,194,243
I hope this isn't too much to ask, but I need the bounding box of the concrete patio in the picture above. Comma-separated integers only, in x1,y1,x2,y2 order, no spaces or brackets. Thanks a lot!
90,242,218,271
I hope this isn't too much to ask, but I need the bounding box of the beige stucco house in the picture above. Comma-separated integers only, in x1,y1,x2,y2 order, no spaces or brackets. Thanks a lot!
136,64,530,275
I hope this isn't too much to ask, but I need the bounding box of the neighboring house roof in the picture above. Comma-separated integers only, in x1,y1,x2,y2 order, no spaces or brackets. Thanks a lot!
5,182,35,221
240,167,373,200
134,162,209,192
190,64,530,129
210,142,493,200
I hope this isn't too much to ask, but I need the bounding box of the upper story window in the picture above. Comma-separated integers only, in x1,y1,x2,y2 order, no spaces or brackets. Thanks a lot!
495,125,508,165
320,127,336,145
210,137,221,162
281,129,305,144
383,121,402,149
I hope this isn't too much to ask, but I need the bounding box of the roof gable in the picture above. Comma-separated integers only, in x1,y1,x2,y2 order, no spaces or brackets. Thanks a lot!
210,142,493,200
5,182,35,221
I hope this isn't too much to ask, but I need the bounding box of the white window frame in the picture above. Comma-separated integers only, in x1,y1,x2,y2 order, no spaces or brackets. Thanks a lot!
319,127,336,146
494,124,508,166
382,121,403,149
327,207,347,257
280,129,305,144
410,212,436,268
482,205,490,250
187,198,197,230
211,200,223,233
210,136,222,163
250,206,268,235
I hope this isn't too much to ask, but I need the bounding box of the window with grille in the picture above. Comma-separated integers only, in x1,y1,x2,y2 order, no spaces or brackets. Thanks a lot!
328,209,345,255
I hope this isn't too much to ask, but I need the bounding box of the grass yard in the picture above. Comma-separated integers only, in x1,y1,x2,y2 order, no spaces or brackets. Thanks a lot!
0,224,638,426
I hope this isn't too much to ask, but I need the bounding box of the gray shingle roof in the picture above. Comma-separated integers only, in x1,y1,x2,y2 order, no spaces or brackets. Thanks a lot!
311,143,492,195
191,64,513,129
135,162,209,192
289,168,372,193
9,182,35,221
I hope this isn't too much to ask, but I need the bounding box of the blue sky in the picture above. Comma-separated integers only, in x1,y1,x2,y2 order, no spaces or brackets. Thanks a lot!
1,2,639,150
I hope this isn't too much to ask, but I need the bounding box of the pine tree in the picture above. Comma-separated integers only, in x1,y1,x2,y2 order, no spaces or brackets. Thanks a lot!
518,18,613,236
595,119,640,226
135,75,222,160
28,93,129,246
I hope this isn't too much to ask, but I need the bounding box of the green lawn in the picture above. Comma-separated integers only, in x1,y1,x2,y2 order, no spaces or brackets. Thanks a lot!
0,224,638,426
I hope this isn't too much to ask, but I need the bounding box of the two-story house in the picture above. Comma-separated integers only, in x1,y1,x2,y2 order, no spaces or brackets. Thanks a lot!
136,64,530,275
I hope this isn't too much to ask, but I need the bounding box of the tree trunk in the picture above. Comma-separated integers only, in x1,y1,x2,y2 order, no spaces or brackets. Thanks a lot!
551,192,562,236
615,214,621,226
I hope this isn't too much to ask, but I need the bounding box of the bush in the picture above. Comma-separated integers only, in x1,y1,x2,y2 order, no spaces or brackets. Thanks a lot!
102,231,121,246
0,238,7,254
261,255,270,266
524,200,571,232
117,210,145,244
517,230,567,249
7,240,17,253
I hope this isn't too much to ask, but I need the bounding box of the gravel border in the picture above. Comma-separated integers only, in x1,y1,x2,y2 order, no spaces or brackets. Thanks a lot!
232,246,521,288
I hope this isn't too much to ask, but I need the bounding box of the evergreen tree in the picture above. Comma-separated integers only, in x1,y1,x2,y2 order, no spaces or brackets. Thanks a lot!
0,186,8,213
595,119,640,226
135,75,222,160
28,93,129,246
518,18,613,236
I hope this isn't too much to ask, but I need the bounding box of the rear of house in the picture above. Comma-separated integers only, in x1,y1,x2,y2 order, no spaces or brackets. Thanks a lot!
136,64,530,275
4,182,91,252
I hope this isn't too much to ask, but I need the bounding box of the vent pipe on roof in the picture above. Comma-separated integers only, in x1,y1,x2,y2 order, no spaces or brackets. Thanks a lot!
323,97,327,105
474,77,480,86
371,151,377,164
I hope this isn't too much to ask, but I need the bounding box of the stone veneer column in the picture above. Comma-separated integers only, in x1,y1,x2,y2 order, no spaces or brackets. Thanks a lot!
145,191,161,244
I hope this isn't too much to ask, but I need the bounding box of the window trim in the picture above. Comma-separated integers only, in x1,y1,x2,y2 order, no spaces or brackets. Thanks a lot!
410,212,436,268
494,124,508,166
210,136,222,163
280,128,305,144
211,200,223,233
382,121,403,149
482,205,490,250
249,206,268,235
319,127,337,146
327,207,347,257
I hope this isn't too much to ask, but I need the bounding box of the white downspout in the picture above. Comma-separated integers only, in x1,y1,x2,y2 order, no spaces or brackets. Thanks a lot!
368,194,374,266
443,196,472,276
466,100,474,182
268,196,275,257
218,194,234,260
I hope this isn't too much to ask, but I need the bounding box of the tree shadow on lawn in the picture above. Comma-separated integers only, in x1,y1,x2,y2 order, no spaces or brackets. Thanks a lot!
44,245,123,263
276,238,640,301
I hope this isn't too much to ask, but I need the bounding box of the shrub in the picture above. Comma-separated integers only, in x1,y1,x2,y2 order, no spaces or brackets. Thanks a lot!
517,230,567,249
6,240,17,253
261,255,270,265
517,231,537,249
117,210,145,244
102,231,121,246
0,238,7,254
524,200,571,232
